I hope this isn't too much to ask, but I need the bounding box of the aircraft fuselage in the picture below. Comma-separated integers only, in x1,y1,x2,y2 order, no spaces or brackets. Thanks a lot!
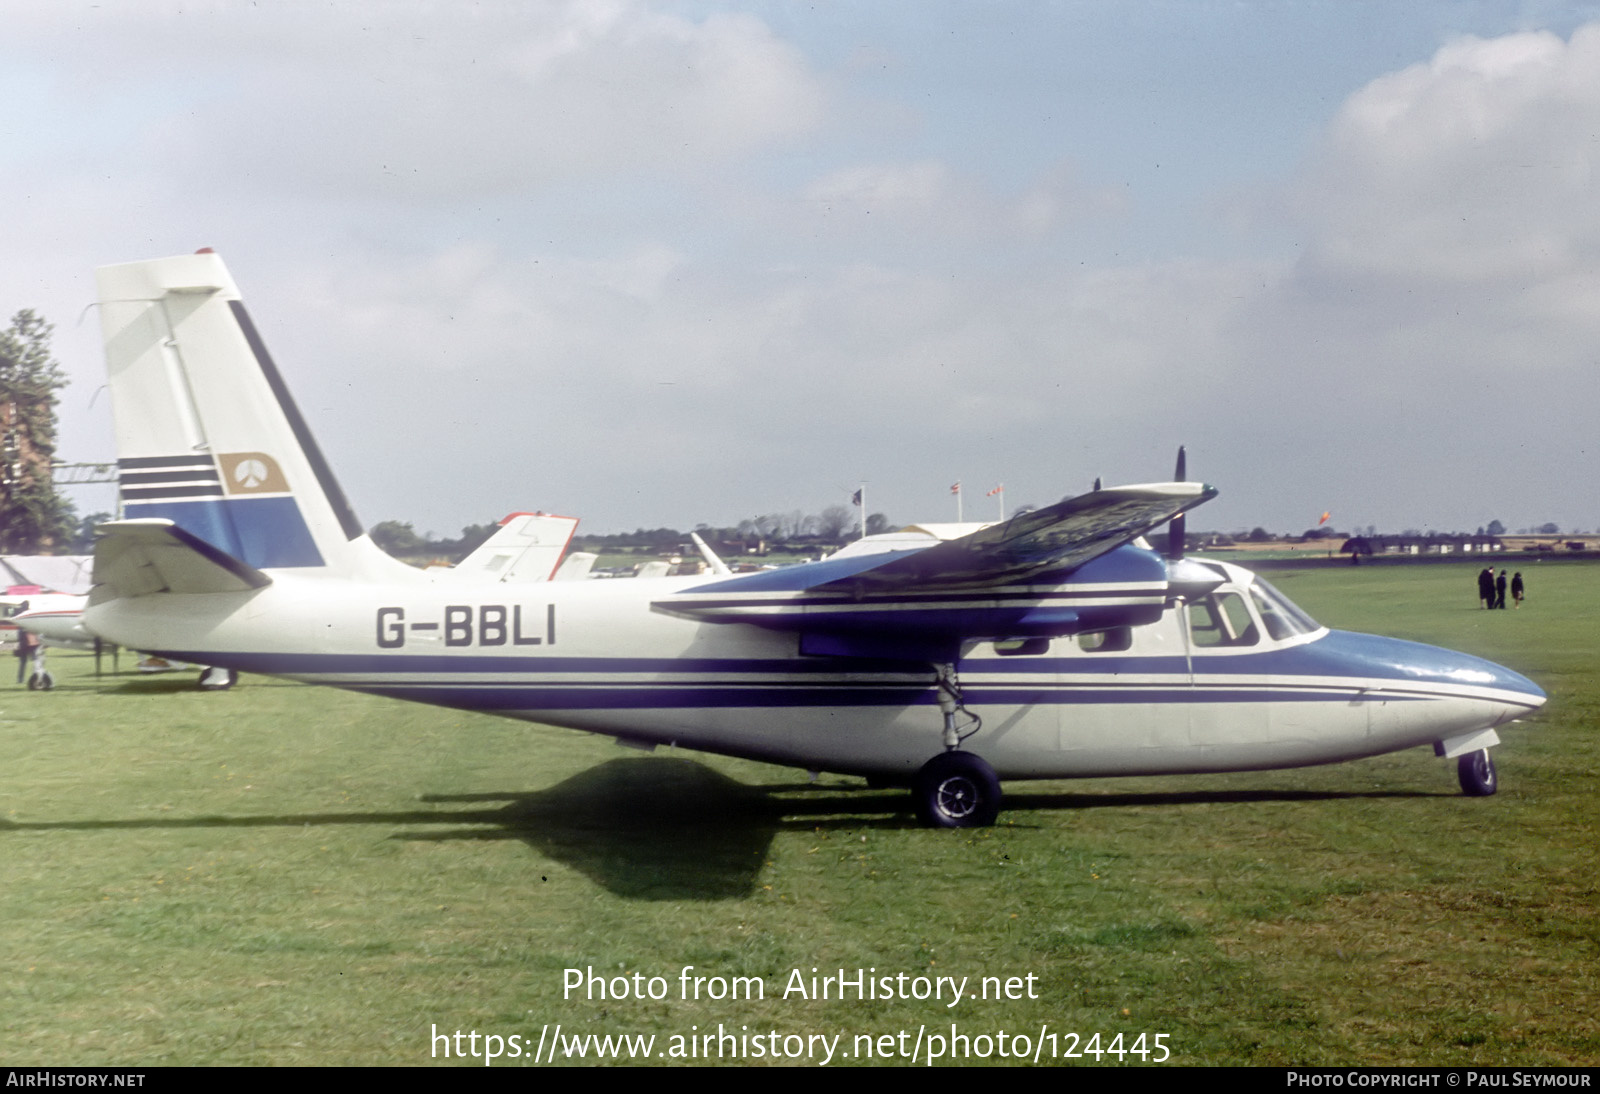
85,563,1544,781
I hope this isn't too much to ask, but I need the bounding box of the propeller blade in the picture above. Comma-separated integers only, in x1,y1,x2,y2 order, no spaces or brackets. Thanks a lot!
1168,511,1186,560
1167,446,1188,560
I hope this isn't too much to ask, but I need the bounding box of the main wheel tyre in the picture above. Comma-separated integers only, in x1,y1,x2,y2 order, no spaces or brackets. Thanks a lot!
27,670,54,691
198,666,237,691
913,751,1001,828
1458,749,1498,796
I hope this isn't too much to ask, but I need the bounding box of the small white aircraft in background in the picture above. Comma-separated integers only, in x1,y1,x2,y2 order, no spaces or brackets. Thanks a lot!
4,591,93,689
2,591,85,637
82,251,1544,826
433,511,582,583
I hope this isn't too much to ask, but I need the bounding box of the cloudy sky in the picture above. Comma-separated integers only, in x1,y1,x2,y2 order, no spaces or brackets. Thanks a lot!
7,1,1600,538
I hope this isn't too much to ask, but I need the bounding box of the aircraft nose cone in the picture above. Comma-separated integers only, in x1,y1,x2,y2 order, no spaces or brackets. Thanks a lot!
1425,646,1545,709
1320,630,1546,710
1482,661,1546,707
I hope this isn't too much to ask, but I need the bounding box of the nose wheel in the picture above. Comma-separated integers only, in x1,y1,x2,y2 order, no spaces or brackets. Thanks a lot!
1457,749,1498,796
914,751,1001,828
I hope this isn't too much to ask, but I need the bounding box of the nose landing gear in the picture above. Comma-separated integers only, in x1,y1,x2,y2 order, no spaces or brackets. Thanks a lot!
1457,749,1498,796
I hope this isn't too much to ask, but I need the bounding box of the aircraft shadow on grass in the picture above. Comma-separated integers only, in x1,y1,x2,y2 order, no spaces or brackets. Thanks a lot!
0,756,1442,901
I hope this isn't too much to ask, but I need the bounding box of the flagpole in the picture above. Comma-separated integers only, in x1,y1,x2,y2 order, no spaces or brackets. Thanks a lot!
953,481,962,522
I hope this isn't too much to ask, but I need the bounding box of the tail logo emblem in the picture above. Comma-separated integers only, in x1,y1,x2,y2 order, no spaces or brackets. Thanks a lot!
220,452,290,495
235,459,268,488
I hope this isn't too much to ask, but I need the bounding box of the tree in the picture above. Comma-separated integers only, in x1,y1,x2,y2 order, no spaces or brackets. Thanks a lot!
69,511,115,553
452,522,498,559
815,505,853,540
1486,520,1506,536
369,520,427,555
0,310,73,552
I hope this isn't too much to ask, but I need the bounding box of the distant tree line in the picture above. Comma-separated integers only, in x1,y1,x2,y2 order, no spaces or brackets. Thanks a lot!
369,520,500,562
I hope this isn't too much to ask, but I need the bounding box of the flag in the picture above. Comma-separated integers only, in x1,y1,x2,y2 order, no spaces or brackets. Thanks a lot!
851,489,862,507
950,481,961,495
987,484,1004,497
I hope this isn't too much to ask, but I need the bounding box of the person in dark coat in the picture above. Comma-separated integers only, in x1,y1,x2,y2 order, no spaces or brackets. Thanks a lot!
13,625,39,684
1511,572,1525,608
1495,569,1508,609
1478,567,1496,609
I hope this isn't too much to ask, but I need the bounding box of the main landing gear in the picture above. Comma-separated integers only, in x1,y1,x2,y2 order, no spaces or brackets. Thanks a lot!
914,751,1002,828
911,662,1002,828
1457,749,1498,796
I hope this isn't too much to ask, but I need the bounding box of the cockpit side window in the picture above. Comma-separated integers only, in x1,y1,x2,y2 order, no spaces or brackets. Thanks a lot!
1248,579,1321,640
1187,591,1259,647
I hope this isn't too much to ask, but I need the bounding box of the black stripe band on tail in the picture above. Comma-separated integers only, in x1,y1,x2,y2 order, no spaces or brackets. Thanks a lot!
228,300,365,541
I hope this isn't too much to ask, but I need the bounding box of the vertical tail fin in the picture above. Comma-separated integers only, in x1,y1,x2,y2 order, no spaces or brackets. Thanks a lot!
445,512,580,583
96,251,386,576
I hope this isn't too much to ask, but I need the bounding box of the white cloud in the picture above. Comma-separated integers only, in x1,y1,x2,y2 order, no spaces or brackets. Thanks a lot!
1296,25,1600,287
797,159,1126,243
12,6,1600,535
15,1,829,202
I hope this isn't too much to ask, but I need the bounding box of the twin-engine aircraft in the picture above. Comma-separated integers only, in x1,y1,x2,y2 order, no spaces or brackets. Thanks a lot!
83,251,1545,827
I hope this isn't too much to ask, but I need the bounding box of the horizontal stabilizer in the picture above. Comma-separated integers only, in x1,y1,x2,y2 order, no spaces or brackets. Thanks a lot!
91,519,273,601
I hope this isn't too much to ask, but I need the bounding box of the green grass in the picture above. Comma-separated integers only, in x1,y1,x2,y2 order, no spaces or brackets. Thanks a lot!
0,559,1594,1066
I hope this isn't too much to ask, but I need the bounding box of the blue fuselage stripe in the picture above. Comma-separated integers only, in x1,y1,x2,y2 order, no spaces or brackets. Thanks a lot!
340,684,1388,712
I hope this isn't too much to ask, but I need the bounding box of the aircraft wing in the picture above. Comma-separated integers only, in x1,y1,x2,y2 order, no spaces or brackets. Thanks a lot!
814,482,1214,592
654,482,1216,659
91,519,273,602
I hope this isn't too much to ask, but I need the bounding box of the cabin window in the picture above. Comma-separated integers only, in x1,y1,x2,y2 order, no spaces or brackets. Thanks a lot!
1077,627,1133,652
1187,592,1259,647
992,637,1051,656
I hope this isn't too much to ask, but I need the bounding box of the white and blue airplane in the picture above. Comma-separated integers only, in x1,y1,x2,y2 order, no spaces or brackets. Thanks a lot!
83,251,1545,827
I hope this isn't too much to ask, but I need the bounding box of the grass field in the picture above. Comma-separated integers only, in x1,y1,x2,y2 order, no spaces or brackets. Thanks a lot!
0,560,1594,1066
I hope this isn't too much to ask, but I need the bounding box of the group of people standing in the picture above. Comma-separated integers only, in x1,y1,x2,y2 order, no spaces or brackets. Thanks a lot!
1478,566,1525,609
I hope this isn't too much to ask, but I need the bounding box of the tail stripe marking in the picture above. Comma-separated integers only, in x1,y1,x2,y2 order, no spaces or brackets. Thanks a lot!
227,301,365,542
119,455,224,501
